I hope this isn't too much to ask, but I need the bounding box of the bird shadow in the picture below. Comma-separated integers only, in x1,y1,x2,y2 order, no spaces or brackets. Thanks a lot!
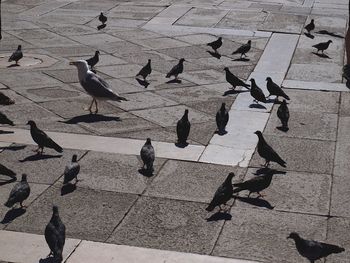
138,168,154,178
253,167,287,176
249,103,266,109
277,126,289,132
0,145,26,151
135,78,150,88
175,142,188,148
39,256,60,263
0,176,17,186
316,30,344,38
233,195,274,210
61,183,77,196
166,79,182,84
7,64,20,68
312,52,331,59
97,24,106,30
0,130,14,134
20,154,62,163
1,207,26,224
207,51,221,59
304,32,315,39
223,89,249,96
206,211,232,222
233,57,250,62
60,114,121,124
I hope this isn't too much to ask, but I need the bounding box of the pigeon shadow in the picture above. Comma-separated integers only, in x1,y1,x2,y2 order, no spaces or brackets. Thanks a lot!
97,24,106,30
207,51,221,59
223,89,249,96
166,79,182,84
316,30,344,38
253,167,287,176
138,168,154,178
233,195,274,210
277,126,289,132
61,114,121,124
61,183,77,196
206,211,232,222
20,154,62,163
175,142,189,148
0,130,14,134
7,64,20,68
304,32,315,39
233,57,250,62
249,103,266,109
135,78,150,88
0,145,26,151
0,177,17,186
312,52,331,59
1,207,26,224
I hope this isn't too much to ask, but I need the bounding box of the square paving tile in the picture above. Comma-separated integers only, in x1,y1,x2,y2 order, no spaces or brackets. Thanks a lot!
69,33,123,47
115,127,180,144
6,185,138,242
175,8,229,27
286,63,342,83
340,92,350,116
0,72,61,88
108,196,224,254
110,28,163,41
45,46,97,57
258,13,307,34
157,45,211,59
182,69,225,85
132,37,190,50
97,64,143,78
326,217,350,263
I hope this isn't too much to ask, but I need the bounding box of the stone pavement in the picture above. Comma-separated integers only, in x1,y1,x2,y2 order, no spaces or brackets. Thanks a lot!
0,0,349,262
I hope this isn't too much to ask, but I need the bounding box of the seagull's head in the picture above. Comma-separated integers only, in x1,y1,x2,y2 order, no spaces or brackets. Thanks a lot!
69,60,90,76
287,232,299,240
266,77,272,82
26,120,36,127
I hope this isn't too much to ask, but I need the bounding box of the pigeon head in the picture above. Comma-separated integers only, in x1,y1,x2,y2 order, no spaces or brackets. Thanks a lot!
95,50,100,56
17,45,22,50
218,37,222,40
247,40,251,45
249,78,255,83
220,102,226,110
179,58,185,63
26,120,36,127
224,67,229,71
311,19,314,23
328,40,333,44
100,12,104,15
281,99,287,106
226,172,235,182
52,205,59,215
266,77,272,82
254,130,262,136
148,59,151,63
145,138,152,145
184,109,189,116
72,154,78,162
287,232,300,240
21,174,27,181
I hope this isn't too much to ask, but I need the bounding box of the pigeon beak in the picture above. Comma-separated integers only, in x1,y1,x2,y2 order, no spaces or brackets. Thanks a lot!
26,121,29,125
69,62,75,66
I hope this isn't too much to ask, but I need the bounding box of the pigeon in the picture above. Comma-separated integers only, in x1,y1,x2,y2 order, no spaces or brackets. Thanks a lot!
249,78,266,103
312,40,332,54
45,206,66,263
277,100,289,131
99,12,107,25
166,58,185,80
207,37,222,53
176,109,191,146
0,112,14,126
305,19,315,34
266,77,290,100
288,232,345,263
0,163,16,178
27,120,63,154
86,50,100,70
136,59,152,81
224,67,250,90
232,40,251,58
233,170,274,198
0,91,15,105
63,154,80,185
254,131,286,167
70,60,127,114
140,138,155,172
8,45,23,65
206,172,235,212
216,103,229,135
4,174,30,208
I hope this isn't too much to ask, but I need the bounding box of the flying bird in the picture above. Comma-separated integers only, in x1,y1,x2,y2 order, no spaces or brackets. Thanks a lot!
0,112,14,126
305,19,315,34
63,154,80,185
206,172,235,212
207,37,222,53
8,45,23,65
86,50,100,70
312,40,332,54
99,12,107,25
0,91,15,105
4,174,30,208
45,206,66,263
70,60,127,114
232,40,251,58
140,138,155,173
166,58,185,80
216,103,229,135
136,59,152,81
176,109,191,146
266,77,290,100
277,100,289,132
288,232,345,263
249,78,266,104
27,120,63,154
254,131,286,167
224,67,250,90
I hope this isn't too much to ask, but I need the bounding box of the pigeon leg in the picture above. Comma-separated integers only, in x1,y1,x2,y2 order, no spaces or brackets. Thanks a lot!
257,192,265,198
263,160,270,167
247,192,251,198
33,146,40,153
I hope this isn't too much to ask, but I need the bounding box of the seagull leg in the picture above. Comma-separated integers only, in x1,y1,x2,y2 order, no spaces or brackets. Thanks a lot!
94,99,98,114
86,99,94,114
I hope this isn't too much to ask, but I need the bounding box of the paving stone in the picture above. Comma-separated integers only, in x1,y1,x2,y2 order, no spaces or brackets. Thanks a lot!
283,80,348,92
108,28,163,41
0,89,31,104
9,28,60,40
157,45,211,59
212,207,327,262
108,196,224,254
45,46,97,57
99,41,146,55
0,71,61,88
182,69,225,85
116,127,180,144
185,97,235,117
43,69,88,83
69,33,123,47
326,217,350,263
216,10,267,30
49,25,98,36
174,34,219,45
250,135,335,174
150,59,209,74
97,64,143,78
258,13,307,34
119,50,175,66
339,92,350,116
176,8,229,27
24,35,79,48
60,1,117,10
6,185,138,242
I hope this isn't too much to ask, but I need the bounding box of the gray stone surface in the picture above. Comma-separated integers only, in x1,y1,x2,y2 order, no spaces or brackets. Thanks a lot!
340,92,350,116
287,63,343,83
327,217,350,263
258,13,307,33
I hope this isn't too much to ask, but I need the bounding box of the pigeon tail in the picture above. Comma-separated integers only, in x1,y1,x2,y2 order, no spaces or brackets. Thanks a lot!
53,143,63,153
282,94,290,100
205,204,215,212
277,159,286,168
165,73,171,78
111,95,128,101
232,187,243,193
323,244,345,254
4,198,15,208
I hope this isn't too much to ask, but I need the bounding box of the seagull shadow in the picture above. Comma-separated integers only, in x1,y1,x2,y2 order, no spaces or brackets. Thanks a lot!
166,79,182,84
223,89,249,96
0,130,14,134
207,51,221,59
233,195,274,210
138,168,154,177
249,103,266,109
277,126,289,132
206,211,232,222
135,78,150,88
312,52,331,59
1,207,26,224
60,114,121,124
20,154,62,163
233,57,250,62
61,183,77,196
316,30,344,38
97,24,106,30
7,64,20,68
0,176,17,186
0,145,26,151
175,142,189,148
304,32,315,39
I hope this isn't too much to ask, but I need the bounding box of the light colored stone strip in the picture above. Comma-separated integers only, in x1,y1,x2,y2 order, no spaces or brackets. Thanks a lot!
0,127,205,162
283,80,349,92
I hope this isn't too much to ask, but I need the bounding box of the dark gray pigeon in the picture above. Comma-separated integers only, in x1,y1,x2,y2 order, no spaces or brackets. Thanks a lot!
207,37,222,53
166,58,185,80
136,59,152,81
266,77,290,100
4,174,30,208
99,12,107,25
45,206,66,263
0,91,15,105
27,120,63,154
277,100,289,131
254,131,286,167
63,154,80,185
0,112,14,126
313,40,332,53
249,78,266,103
206,172,235,212
305,19,315,33
8,45,23,65
86,50,100,70
288,232,345,263
140,138,155,172
216,103,229,135
232,40,251,58
224,67,250,90
176,109,191,146
0,163,16,178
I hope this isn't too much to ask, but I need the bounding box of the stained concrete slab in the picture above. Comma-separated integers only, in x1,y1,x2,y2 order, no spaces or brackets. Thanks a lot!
326,217,350,263
175,8,229,27
340,92,350,116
